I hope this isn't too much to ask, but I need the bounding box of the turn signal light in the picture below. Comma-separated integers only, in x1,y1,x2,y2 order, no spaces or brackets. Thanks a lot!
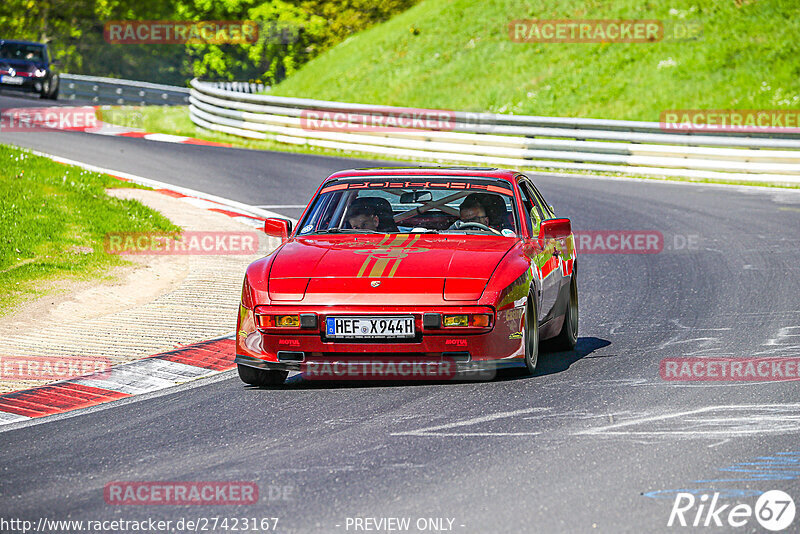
256,314,302,328
470,314,491,327
443,315,469,327
275,315,300,327
442,314,492,328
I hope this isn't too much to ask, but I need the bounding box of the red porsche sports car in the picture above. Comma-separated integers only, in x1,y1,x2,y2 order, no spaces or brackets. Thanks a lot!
236,167,578,385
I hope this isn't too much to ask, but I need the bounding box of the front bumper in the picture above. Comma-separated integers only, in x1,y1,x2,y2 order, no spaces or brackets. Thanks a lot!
234,353,518,382
236,303,527,375
0,76,43,92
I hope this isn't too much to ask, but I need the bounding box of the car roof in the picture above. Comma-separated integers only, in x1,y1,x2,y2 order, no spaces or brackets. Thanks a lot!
0,40,46,47
325,167,520,185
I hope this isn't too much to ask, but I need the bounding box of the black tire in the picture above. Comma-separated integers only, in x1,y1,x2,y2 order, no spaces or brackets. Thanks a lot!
520,296,540,375
237,364,287,386
48,77,59,100
40,76,59,100
551,273,579,351
39,79,50,99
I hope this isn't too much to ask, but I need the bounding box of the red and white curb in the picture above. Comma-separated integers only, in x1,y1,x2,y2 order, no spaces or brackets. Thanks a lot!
85,106,231,147
0,151,300,428
0,336,236,425
94,129,231,148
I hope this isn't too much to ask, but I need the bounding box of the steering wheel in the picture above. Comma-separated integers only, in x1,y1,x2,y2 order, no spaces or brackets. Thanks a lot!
453,221,502,235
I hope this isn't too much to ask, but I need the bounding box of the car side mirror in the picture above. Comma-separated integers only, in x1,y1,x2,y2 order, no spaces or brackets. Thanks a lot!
540,218,571,240
263,218,292,243
529,207,542,236
50,59,61,67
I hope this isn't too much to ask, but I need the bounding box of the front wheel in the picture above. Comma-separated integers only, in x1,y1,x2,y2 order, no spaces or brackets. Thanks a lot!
237,364,287,386
520,296,539,375
39,79,50,99
41,76,59,100
551,274,578,351
48,77,59,100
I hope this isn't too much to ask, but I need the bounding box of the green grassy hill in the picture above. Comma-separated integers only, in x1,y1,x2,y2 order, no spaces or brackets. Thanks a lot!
269,0,800,120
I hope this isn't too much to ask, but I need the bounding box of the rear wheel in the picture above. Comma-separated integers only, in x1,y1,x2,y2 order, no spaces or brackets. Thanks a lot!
237,364,287,386
551,274,579,351
521,296,539,375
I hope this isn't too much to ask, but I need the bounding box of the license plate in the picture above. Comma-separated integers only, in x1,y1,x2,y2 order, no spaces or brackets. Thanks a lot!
1,76,23,85
326,316,415,338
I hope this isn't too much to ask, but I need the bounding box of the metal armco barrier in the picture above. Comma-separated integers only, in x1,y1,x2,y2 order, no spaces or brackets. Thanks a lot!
60,74,189,106
198,81,268,94
188,78,800,184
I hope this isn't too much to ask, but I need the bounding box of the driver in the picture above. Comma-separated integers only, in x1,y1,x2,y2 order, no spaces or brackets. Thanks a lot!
456,194,490,227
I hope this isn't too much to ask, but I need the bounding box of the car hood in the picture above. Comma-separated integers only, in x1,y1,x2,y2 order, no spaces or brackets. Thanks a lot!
268,234,515,303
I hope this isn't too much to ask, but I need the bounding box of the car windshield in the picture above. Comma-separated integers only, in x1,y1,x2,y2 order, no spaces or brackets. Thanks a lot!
297,176,519,236
0,43,45,62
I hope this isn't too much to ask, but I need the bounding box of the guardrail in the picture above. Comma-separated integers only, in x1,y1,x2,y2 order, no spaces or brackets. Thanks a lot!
60,74,189,106
188,78,800,184
198,81,269,94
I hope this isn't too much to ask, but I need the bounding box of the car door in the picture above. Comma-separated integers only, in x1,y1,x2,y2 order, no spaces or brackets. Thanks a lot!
517,178,560,317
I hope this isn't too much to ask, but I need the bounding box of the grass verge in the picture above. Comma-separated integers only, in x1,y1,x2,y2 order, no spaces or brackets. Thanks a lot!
268,0,800,121
0,144,180,315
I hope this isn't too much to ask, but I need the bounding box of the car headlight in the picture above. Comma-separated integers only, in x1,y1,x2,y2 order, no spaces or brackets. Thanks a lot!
34,69,47,77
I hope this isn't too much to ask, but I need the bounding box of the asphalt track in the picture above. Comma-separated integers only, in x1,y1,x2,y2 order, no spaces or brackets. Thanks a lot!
2,91,800,533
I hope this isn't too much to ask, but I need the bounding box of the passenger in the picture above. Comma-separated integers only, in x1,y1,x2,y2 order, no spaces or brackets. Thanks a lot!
346,198,380,231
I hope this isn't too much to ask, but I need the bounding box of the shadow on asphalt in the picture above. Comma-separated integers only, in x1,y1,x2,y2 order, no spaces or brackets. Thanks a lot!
535,336,612,376
241,336,611,391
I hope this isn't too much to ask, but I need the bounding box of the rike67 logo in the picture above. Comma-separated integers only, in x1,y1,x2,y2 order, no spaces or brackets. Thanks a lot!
668,490,795,531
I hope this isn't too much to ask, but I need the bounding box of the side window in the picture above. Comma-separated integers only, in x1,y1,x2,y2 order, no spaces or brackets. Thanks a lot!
520,181,546,236
521,181,546,221
516,181,534,235
529,183,554,218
